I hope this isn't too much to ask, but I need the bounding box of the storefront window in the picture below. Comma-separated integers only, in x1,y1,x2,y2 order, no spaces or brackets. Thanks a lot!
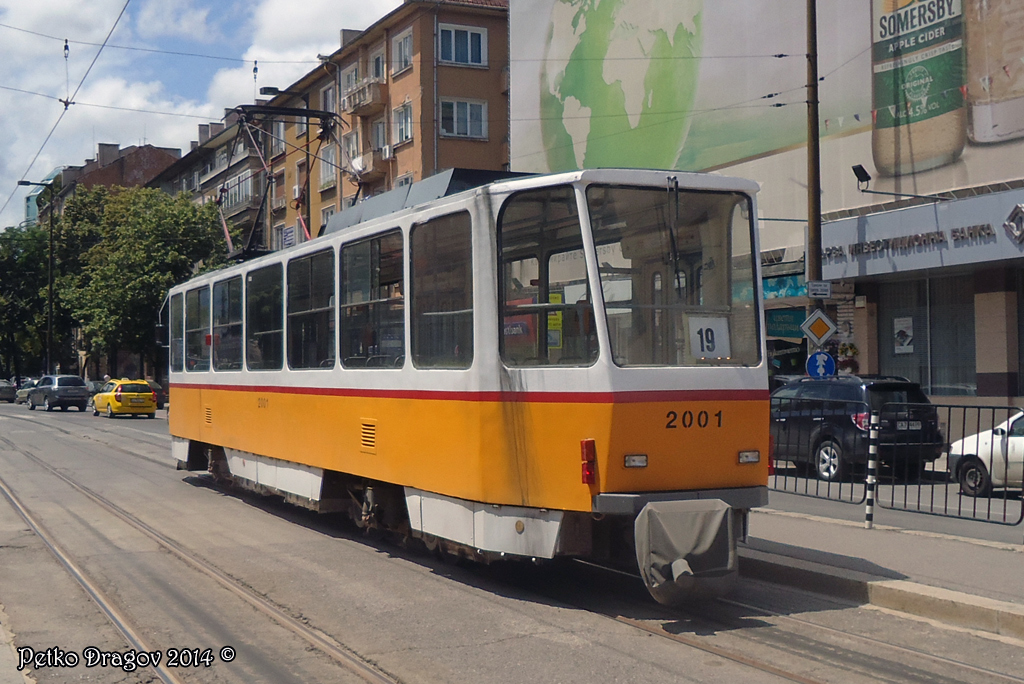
878,275,975,395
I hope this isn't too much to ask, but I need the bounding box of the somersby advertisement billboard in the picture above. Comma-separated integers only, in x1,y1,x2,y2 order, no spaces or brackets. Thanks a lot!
510,0,1024,250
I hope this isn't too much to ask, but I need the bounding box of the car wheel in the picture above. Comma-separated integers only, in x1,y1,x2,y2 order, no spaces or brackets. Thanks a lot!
27,397,35,411
77,404,86,412
814,439,845,482
106,404,115,419
60,405,68,412
44,397,53,412
958,458,992,497
93,404,100,417
147,413,155,419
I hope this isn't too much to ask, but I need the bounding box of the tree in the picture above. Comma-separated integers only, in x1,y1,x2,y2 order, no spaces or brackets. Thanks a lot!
59,186,230,376
0,223,47,379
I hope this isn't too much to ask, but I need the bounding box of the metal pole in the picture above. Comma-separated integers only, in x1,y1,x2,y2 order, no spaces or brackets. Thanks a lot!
47,187,54,375
806,0,823,312
865,410,879,529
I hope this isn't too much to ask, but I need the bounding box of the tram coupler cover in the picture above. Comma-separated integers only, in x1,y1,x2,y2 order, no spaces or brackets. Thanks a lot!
634,499,737,605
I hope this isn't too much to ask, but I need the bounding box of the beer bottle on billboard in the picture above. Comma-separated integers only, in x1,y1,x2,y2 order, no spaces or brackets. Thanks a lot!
871,0,967,176
966,0,1024,143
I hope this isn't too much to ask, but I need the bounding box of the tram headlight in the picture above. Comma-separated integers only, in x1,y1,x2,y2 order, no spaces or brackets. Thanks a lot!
738,450,760,464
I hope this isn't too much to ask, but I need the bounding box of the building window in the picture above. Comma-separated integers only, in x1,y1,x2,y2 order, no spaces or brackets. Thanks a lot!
371,48,386,80
271,223,284,251
340,231,405,368
212,276,243,371
224,170,253,208
439,25,486,66
185,286,211,372
288,249,336,369
393,29,413,74
411,211,473,368
343,195,358,209
246,263,284,370
170,293,184,372
342,132,360,164
342,64,359,93
321,84,336,114
440,99,486,138
878,275,976,394
321,205,336,232
395,174,413,188
270,120,285,157
394,103,413,144
295,104,307,137
371,118,387,150
320,145,337,189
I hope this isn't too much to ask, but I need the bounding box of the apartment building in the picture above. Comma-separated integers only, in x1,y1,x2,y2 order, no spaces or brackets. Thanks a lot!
149,111,269,253
261,0,509,249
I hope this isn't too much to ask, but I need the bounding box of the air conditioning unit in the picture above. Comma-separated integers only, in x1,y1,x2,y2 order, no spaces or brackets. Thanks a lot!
379,145,392,160
292,184,302,200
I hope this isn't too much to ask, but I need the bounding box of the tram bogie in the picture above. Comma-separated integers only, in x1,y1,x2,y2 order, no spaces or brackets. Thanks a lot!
166,169,770,604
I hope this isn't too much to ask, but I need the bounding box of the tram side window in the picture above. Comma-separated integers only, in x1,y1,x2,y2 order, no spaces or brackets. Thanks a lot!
498,186,597,366
213,276,243,371
288,249,336,369
185,286,211,371
411,212,473,368
246,264,284,370
340,231,404,368
170,293,184,372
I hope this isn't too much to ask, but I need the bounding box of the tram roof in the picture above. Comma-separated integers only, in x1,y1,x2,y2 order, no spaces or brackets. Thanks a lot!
322,168,531,236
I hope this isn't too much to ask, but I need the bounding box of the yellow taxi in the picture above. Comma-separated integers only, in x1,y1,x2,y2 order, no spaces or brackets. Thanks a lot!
92,378,157,419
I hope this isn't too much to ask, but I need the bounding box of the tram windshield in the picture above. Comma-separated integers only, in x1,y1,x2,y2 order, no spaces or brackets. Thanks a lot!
586,183,759,367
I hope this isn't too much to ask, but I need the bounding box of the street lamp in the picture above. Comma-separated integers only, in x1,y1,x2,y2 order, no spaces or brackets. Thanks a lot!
18,179,55,375
851,165,951,202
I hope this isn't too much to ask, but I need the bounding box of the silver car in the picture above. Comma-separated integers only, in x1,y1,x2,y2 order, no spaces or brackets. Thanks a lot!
0,379,15,403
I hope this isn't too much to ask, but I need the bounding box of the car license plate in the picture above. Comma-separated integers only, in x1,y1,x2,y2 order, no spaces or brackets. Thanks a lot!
897,420,922,430
130,397,145,404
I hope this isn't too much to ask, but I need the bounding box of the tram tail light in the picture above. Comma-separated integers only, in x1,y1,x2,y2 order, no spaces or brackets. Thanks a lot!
581,438,597,485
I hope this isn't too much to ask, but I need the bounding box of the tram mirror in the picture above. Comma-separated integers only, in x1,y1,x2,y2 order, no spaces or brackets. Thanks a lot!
155,323,168,348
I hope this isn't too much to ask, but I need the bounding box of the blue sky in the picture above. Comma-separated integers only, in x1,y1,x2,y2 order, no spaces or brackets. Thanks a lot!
0,0,401,228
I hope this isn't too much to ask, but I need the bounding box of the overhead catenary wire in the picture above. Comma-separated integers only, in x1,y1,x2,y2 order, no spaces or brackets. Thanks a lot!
0,0,132,220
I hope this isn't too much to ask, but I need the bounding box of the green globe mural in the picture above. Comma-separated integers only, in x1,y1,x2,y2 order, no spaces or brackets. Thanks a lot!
540,0,703,171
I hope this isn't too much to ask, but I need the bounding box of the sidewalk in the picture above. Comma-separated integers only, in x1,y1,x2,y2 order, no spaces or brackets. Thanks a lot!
740,507,1024,640
0,603,27,684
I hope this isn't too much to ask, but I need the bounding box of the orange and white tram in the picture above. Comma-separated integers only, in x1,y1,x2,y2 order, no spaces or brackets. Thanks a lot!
167,168,769,603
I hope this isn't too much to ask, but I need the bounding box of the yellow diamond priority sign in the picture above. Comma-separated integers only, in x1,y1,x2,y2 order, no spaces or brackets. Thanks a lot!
800,309,838,348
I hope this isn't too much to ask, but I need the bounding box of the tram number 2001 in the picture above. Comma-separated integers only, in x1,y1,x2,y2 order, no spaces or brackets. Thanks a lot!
666,410,722,429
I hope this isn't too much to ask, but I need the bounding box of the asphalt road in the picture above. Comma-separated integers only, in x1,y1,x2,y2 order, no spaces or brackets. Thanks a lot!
1,402,1022,684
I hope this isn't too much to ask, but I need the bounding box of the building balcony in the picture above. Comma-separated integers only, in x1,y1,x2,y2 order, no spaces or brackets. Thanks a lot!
341,78,388,117
350,148,390,182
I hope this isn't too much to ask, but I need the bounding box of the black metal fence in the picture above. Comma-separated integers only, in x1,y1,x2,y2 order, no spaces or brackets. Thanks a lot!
769,399,1024,527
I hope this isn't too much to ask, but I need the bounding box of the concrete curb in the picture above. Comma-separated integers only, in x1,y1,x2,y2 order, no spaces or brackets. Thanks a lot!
739,547,1024,641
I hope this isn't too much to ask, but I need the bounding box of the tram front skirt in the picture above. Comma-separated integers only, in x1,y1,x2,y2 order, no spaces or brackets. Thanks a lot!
634,499,737,605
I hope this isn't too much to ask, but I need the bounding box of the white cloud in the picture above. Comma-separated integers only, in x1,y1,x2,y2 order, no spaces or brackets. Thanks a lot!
134,0,217,43
0,0,402,228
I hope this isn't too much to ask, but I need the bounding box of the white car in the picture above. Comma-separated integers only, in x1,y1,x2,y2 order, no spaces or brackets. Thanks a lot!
948,411,1024,497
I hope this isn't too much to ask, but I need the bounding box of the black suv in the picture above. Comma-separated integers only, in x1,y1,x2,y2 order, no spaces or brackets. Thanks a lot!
770,375,944,481
27,375,91,412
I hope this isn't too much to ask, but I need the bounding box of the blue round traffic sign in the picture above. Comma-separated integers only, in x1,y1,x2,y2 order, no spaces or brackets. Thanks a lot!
806,351,836,377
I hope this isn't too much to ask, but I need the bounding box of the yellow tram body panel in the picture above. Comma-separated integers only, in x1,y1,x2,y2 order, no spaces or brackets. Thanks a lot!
169,384,768,512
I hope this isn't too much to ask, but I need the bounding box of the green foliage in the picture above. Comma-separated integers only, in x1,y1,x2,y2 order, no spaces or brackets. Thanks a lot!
59,186,229,359
0,222,47,375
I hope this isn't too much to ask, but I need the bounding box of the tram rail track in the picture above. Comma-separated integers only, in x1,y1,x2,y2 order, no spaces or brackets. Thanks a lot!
3,411,1021,684
0,431,399,684
524,559,1024,684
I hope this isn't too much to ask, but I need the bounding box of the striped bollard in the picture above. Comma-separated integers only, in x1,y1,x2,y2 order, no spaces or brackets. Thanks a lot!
865,410,879,529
